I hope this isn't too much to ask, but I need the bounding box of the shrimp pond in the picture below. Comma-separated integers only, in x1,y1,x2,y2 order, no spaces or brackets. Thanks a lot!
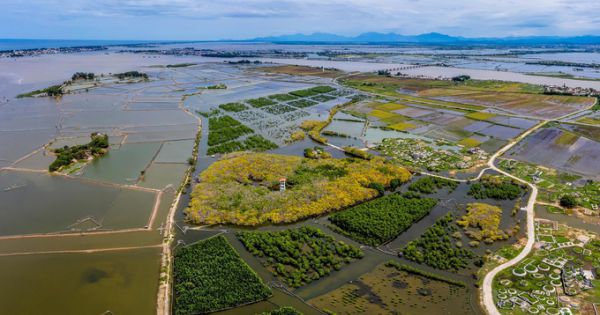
1,45,600,315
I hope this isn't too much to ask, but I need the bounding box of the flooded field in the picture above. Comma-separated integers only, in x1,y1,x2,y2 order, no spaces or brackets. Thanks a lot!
506,125,600,179
0,170,157,235
0,247,161,315
1,44,599,315
0,51,204,314
309,262,473,314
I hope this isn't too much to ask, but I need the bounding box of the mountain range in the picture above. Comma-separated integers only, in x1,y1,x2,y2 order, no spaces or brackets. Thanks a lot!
251,32,600,45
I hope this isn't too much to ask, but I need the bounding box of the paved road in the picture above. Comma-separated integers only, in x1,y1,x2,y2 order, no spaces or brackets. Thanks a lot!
331,75,598,315
480,158,538,315
479,99,597,314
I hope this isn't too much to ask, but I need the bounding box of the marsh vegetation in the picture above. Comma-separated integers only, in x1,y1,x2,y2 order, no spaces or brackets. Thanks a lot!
238,227,363,288
185,153,411,225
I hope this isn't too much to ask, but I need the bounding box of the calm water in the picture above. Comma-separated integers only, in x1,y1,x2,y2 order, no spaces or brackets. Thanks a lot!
0,247,162,315
0,39,168,51
1,43,598,314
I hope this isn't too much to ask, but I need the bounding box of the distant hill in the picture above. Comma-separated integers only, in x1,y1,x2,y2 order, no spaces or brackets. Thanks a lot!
251,32,600,45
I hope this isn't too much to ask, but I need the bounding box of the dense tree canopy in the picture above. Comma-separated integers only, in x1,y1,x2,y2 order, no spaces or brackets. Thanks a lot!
186,153,411,225
329,193,438,246
238,227,363,288
468,175,524,200
173,236,271,315
402,213,475,271
49,133,109,172
560,194,578,208
408,176,458,194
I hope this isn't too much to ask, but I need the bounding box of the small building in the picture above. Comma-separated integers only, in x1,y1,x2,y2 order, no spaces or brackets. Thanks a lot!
279,178,286,192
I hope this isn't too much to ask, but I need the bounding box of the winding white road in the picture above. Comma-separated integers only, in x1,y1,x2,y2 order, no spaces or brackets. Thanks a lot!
329,73,598,314
480,98,597,314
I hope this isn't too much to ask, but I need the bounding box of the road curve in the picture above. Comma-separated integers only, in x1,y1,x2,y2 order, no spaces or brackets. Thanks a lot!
480,168,537,315
479,122,542,315
480,99,598,315
331,74,598,315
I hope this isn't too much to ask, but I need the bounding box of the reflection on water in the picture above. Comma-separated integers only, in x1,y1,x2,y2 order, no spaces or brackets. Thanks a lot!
0,170,157,235
0,247,161,315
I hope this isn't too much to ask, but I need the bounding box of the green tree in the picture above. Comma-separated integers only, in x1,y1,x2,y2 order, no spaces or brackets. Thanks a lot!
560,194,578,208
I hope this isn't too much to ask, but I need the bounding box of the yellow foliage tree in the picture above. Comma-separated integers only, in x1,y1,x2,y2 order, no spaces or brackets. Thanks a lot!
186,152,411,226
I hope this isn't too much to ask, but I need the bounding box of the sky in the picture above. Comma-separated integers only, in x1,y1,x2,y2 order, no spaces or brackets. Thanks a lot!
2,0,600,40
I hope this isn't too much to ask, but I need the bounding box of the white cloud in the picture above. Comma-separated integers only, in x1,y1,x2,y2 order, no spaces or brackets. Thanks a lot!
1,0,599,39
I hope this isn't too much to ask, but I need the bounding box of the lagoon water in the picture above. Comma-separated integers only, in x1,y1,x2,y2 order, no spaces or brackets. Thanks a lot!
0,39,164,51
1,42,599,314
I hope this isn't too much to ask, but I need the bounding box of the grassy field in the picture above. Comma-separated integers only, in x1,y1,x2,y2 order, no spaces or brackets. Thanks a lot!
388,122,417,131
260,65,343,78
341,74,593,119
553,131,579,146
374,102,407,111
465,111,497,121
369,109,398,119
458,137,482,148
578,117,600,126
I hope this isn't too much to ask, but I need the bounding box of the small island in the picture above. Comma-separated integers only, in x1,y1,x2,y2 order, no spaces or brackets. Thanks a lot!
185,152,411,225
113,71,149,80
16,70,149,98
48,133,109,172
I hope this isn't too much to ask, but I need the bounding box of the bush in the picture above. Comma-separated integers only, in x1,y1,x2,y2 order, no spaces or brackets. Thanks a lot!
207,125,253,146
269,93,299,102
207,141,245,155
287,130,306,143
343,146,372,160
303,147,331,159
113,71,148,80
17,84,64,98
261,104,297,115
71,72,95,80
368,182,385,195
242,135,278,151
289,99,318,108
560,194,578,208
457,203,506,243
206,115,254,148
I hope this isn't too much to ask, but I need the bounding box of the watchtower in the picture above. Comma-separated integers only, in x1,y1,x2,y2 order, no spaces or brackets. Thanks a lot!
279,177,286,192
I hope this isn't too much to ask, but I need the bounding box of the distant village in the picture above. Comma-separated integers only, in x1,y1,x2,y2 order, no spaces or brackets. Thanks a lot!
0,46,107,58
543,85,600,96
